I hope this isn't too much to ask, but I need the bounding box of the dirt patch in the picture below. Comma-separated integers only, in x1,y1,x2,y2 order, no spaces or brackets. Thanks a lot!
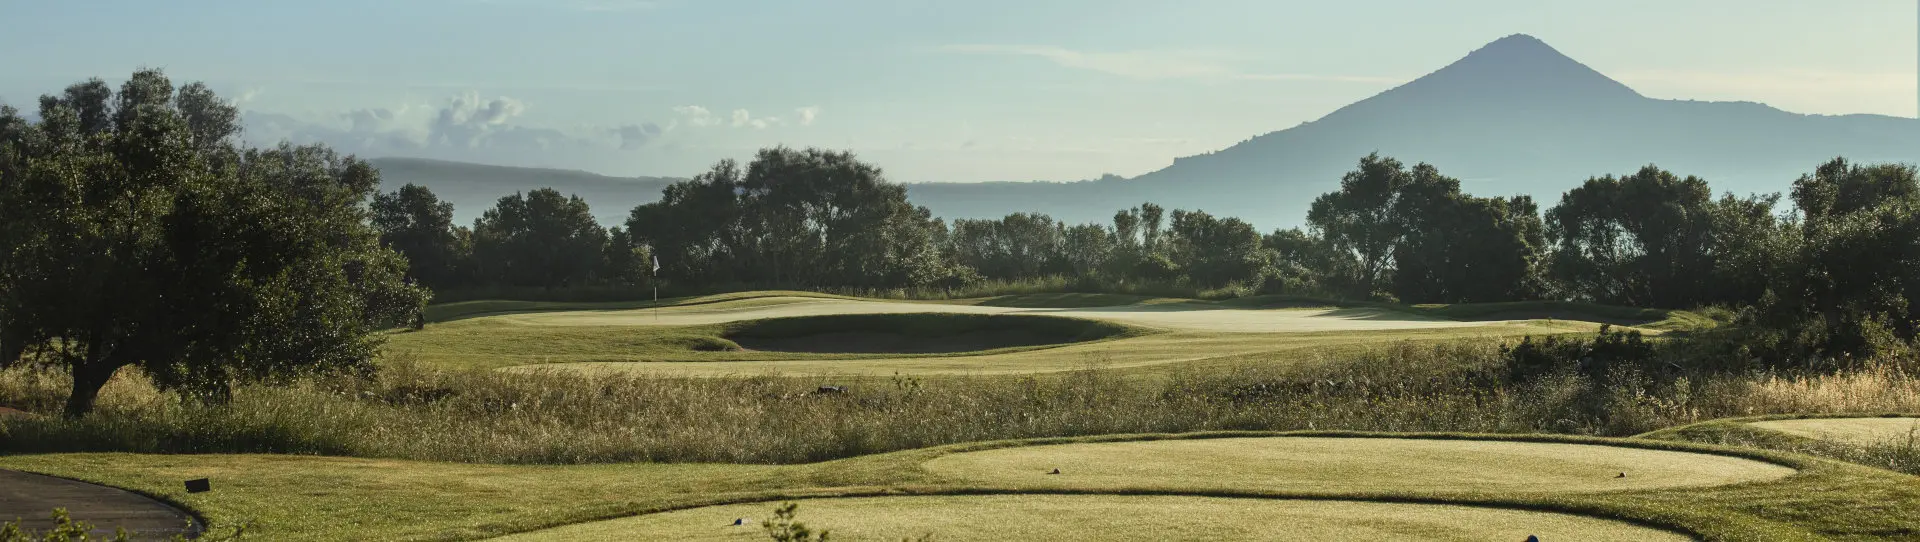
734,329,1077,354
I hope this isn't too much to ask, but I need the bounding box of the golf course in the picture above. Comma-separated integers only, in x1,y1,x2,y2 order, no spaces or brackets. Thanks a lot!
389,292,1616,374
7,29,1920,541
5,291,1920,541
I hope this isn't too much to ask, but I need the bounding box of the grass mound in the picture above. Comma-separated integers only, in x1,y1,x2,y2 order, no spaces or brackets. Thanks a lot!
492,495,1691,541
923,436,1795,494
721,313,1136,354
1747,417,1920,446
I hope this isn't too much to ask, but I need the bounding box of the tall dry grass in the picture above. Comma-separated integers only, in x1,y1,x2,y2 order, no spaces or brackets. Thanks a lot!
1,339,1916,465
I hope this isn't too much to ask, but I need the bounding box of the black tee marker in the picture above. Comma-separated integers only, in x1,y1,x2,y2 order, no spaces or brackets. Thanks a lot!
185,478,211,493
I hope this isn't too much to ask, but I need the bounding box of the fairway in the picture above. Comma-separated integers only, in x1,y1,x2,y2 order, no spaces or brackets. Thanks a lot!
480,296,1492,333
491,494,1692,541
923,436,1795,494
1748,417,1920,446
394,294,1603,374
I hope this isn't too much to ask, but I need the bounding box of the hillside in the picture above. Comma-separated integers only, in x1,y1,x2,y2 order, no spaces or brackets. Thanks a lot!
373,34,1920,228
368,157,680,225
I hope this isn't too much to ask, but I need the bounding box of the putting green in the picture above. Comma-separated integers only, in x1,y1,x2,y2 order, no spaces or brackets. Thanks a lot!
1748,417,1920,446
490,495,1691,541
396,294,1608,374
484,296,1493,333
923,437,1795,494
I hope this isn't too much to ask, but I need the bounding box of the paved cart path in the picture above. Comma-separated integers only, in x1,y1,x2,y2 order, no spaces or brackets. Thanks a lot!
0,469,194,540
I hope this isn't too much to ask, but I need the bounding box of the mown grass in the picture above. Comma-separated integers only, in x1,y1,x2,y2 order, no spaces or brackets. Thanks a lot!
3,431,1919,541
1641,412,1920,476
424,290,1711,331
504,494,1691,541
422,291,853,323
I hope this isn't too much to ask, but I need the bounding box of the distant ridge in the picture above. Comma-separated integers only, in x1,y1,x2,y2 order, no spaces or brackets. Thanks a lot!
375,34,1920,228
369,157,680,225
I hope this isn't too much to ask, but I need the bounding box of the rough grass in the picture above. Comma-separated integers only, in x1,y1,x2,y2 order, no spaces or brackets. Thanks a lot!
7,338,1920,465
497,494,1692,542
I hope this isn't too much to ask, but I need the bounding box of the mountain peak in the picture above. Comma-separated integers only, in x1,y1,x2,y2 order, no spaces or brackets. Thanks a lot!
1352,33,1644,110
1479,33,1553,53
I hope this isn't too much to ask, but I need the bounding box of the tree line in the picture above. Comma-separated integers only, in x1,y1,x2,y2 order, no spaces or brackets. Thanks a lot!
4,71,1917,416
376,151,1920,368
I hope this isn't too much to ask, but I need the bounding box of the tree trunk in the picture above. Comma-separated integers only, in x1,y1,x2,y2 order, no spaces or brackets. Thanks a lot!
0,331,24,370
63,363,120,418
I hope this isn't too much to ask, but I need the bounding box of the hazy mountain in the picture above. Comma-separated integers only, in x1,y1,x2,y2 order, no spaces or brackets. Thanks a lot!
909,34,1920,227
375,34,1920,229
369,157,680,226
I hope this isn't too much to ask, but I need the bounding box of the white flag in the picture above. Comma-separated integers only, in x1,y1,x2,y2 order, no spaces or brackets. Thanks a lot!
651,255,660,274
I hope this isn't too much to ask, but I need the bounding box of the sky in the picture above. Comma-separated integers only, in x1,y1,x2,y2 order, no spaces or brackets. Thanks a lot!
1,0,1915,182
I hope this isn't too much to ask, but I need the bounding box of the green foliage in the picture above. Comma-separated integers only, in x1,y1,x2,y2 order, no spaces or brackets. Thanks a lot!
1744,163,1920,366
1543,166,1769,308
372,183,471,289
1163,210,1265,289
0,508,129,542
472,188,608,288
1306,153,1413,295
630,148,946,290
0,70,428,416
762,503,829,542
1307,154,1545,303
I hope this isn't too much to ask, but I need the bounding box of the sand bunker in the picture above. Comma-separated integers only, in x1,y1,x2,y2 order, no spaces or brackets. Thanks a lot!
722,313,1127,354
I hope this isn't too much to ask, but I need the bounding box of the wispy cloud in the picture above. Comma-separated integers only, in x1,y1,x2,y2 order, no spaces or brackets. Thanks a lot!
940,44,1397,83
674,105,815,130
794,106,821,126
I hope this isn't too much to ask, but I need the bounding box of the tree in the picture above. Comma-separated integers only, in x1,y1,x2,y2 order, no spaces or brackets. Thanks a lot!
1306,154,1420,296
1059,223,1115,277
472,188,608,288
628,160,750,285
602,227,652,287
1164,210,1266,289
1752,159,1920,362
1392,194,1546,303
739,147,942,288
0,70,427,416
1792,158,1919,223
947,213,1065,280
372,183,470,289
1263,228,1360,295
628,148,946,290
1544,166,1717,307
